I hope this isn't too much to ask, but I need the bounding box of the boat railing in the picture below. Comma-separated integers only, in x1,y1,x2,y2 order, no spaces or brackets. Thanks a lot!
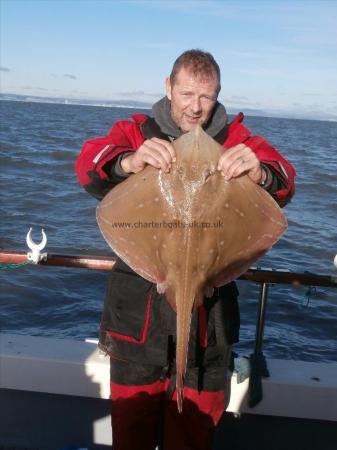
1,249,337,286
1,244,336,407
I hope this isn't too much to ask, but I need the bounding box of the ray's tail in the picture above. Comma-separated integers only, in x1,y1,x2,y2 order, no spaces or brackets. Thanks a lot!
174,286,202,413
175,310,192,413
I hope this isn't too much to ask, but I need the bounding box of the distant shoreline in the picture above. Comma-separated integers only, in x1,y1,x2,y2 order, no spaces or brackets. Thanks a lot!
0,93,152,111
1,94,336,123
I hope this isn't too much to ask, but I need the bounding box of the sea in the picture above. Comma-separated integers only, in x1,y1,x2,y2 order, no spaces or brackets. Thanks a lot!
1,100,336,363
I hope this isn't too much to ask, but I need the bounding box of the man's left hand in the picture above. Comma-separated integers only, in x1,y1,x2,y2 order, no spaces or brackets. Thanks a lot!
217,144,264,184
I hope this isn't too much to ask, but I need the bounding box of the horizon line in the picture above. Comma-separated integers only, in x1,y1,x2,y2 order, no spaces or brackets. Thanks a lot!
0,92,336,123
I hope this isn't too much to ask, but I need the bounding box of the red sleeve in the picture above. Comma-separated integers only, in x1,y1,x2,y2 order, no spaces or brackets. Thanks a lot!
246,135,296,206
75,115,147,199
225,114,296,207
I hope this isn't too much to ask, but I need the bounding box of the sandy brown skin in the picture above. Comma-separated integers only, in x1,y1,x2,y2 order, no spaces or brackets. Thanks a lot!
97,126,287,412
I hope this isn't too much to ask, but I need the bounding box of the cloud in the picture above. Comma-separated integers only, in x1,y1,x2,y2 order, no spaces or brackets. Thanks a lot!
22,85,32,90
0,66,11,72
64,74,77,80
231,95,248,101
222,96,261,107
118,90,146,96
117,90,162,99
307,103,325,110
302,93,320,97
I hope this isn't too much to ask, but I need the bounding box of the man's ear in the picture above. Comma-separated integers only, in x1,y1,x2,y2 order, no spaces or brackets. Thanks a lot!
165,77,172,100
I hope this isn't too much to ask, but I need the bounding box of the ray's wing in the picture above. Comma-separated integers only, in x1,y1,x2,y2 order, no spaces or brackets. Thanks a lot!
97,166,168,284
191,174,287,287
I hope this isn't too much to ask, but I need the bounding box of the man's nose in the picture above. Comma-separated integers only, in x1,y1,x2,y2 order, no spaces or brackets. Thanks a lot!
190,97,202,113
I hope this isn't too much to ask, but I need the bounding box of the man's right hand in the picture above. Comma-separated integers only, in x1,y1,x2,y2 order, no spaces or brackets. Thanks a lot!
121,138,176,174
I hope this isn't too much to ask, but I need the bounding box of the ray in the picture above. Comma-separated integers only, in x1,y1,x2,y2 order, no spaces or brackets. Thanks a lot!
97,126,287,412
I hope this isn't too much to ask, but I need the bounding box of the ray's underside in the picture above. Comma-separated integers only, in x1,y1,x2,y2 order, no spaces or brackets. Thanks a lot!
97,126,287,412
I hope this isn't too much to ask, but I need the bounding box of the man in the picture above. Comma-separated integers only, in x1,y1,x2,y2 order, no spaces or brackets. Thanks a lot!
76,49,295,450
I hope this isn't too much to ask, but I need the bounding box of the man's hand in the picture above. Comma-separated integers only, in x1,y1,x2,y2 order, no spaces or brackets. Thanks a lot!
217,143,265,184
121,138,176,174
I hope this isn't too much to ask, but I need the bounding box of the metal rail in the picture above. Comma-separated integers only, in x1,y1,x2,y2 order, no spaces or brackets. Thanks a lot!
1,250,337,287
0,251,117,271
2,247,336,409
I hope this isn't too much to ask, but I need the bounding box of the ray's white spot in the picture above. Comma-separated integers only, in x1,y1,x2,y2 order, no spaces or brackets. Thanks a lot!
138,203,144,208
247,235,252,240
99,199,114,209
209,249,214,254
154,197,159,202
225,203,229,208
131,241,136,246
201,264,205,269
220,241,224,246
162,243,167,248
153,235,157,240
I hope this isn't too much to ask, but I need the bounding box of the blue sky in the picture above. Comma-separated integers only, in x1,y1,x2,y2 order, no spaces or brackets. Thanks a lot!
1,0,337,120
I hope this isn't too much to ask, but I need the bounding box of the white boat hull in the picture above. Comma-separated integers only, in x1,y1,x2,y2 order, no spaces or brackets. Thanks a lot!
1,333,336,448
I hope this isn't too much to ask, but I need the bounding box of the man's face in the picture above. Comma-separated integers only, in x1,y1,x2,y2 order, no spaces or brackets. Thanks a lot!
166,67,220,133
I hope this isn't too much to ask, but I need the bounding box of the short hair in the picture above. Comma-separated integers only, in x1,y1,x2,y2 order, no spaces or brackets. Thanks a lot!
170,49,221,88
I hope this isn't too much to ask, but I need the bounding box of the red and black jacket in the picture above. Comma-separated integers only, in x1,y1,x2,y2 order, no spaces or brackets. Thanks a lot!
75,113,296,366
76,112,295,204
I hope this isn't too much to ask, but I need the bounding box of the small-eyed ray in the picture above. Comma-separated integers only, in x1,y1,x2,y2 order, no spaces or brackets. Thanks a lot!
97,126,287,412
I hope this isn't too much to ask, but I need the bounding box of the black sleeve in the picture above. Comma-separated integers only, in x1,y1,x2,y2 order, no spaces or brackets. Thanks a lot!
260,163,287,196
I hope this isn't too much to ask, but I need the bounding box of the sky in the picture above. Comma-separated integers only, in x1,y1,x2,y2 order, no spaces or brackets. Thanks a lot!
1,0,337,120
